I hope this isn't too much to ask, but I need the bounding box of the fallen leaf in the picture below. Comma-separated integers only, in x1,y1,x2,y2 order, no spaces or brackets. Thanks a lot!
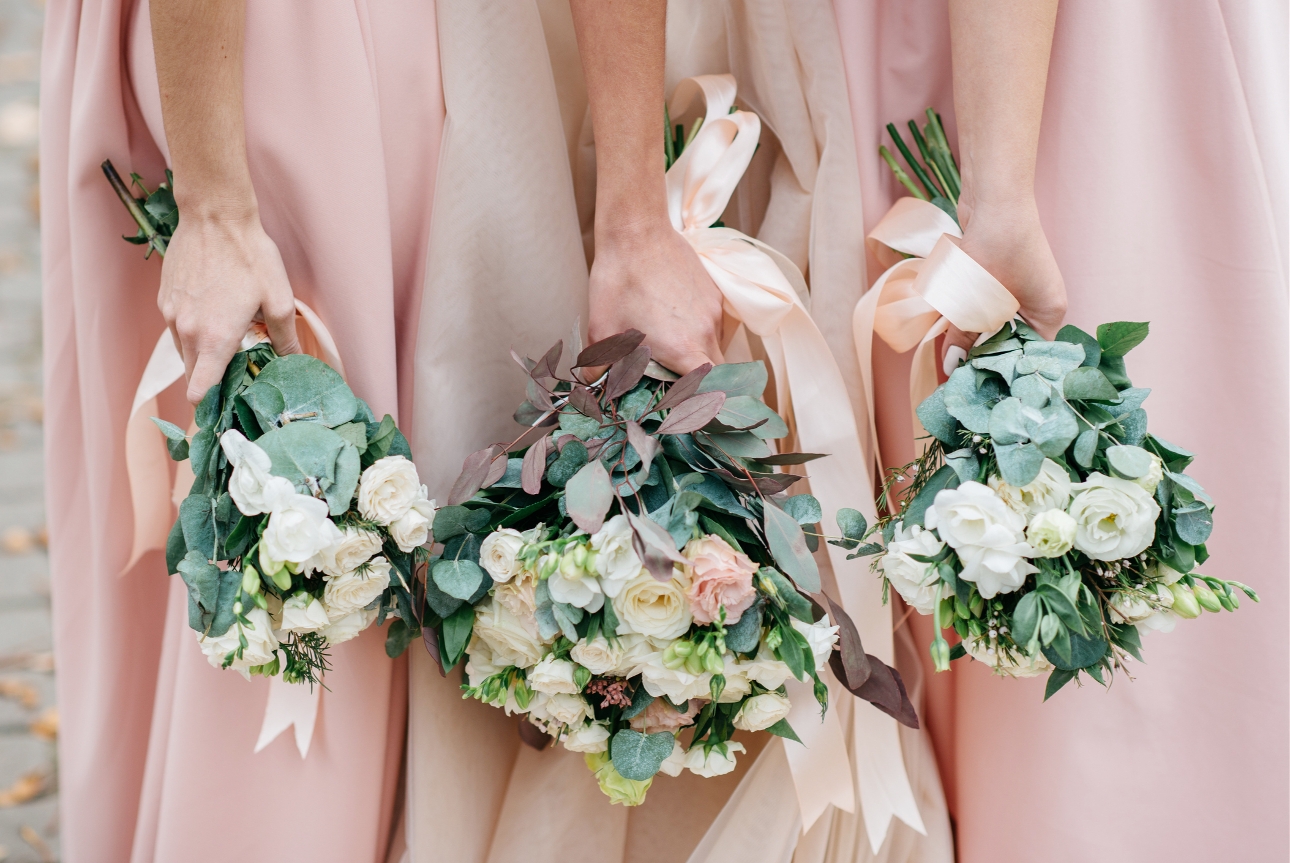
0,678,38,709
0,526,33,555
19,825,54,863
29,707,57,741
0,771,47,807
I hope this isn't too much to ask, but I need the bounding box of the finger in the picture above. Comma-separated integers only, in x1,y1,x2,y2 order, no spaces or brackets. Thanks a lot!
187,341,238,405
941,325,976,377
264,298,301,356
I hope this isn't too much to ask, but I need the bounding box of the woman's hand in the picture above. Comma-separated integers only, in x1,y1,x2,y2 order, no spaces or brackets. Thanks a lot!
159,209,299,403
588,221,725,374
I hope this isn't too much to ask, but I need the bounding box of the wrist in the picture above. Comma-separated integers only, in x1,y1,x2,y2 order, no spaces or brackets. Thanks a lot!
173,172,260,224
593,208,673,251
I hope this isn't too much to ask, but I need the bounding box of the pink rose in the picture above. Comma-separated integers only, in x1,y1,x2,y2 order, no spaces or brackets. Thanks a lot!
683,535,758,625
629,696,701,733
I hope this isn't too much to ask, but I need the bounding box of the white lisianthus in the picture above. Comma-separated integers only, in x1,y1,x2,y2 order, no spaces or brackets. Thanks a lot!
962,635,1052,678
197,607,278,679
323,556,391,616
608,633,659,678
473,598,545,668
737,645,794,690
262,494,344,565
614,570,692,640
1106,591,1153,625
278,592,330,634
479,528,527,583
570,635,623,676
548,549,604,612
543,693,591,727
529,656,580,695
683,741,745,778
1136,583,1178,635
716,654,751,704
791,615,840,673
638,651,711,703
1026,509,1077,558
925,482,1037,599
389,492,436,552
320,606,377,645
658,738,687,777
357,455,422,524
590,514,644,598
562,722,611,754
734,692,793,732
880,522,947,613
988,459,1073,517
220,430,295,516
312,527,383,578
1068,473,1161,561
1134,453,1165,494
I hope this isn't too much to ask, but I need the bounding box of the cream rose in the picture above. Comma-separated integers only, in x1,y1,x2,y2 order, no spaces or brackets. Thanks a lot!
683,741,745,778
494,569,540,627
925,481,1037,599
792,615,840,673
989,459,1072,517
881,522,947,614
737,645,794,690
389,493,436,553
590,515,645,598
614,570,693,640
220,430,295,516
963,635,1052,678
261,493,343,566
629,697,699,733
543,692,591,727
608,633,659,678
278,592,330,634
658,738,687,777
734,692,793,732
1069,473,1161,561
313,527,383,578
683,535,758,625
1026,509,1077,558
473,598,545,668
529,656,580,695
465,635,503,687
357,455,421,524
570,635,623,676
320,606,377,645
562,722,610,754
197,607,278,678
324,556,391,616
638,651,711,703
479,528,527,584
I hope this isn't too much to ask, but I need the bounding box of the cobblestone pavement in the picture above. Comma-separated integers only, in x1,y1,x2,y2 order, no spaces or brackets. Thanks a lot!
0,0,57,861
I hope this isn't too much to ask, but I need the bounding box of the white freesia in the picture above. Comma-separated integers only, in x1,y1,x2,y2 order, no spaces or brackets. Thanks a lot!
1068,473,1161,561
1106,591,1153,624
529,656,580,695
1148,561,1185,585
791,615,840,673
1026,509,1077,558
197,607,278,678
658,738,687,777
357,455,421,524
548,550,604,612
614,570,692,640
963,635,1052,678
562,722,611,754
925,481,1037,599
570,635,623,676
638,651,711,703
312,527,382,578
472,598,545,668
278,592,330,634
220,430,295,516
389,492,436,552
479,528,526,583
737,645,794,690
262,493,343,565
590,514,644,598
989,459,1072,517
1137,583,1178,635
683,741,746,778
324,556,391,616
734,692,793,732
881,522,947,613
320,606,377,645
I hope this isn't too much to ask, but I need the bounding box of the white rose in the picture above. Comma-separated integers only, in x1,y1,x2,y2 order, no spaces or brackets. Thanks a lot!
609,633,660,678
683,741,746,778
389,493,436,553
1107,591,1153,624
638,651,711,703
548,549,605,612
1134,453,1165,494
614,570,693,640
1026,509,1077,558
220,430,295,516
357,455,421,524
473,598,545,668
543,693,591,727
791,615,839,673
1069,473,1161,561
570,635,623,676
465,635,503,687
737,645,793,690
962,635,1052,678
197,607,278,679
278,592,330,634
562,722,611,754
716,654,751,704
881,522,947,614
590,515,644,598
734,692,793,732
479,529,527,583
319,606,377,645
529,656,580,695
261,494,344,565
925,481,1037,599
324,556,391,616
988,459,1072,517
658,738,687,777
312,527,383,578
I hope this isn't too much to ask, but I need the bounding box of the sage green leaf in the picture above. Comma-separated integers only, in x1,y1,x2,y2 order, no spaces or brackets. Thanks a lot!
1106,444,1153,479
765,718,802,743
566,460,614,534
993,441,1045,486
326,442,361,515
364,415,398,463
944,448,980,484
696,361,768,398
782,494,822,526
490,457,525,489
1063,367,1119,401
179,495,216,560
698,431,771,459
971,349,1021,384
151,417,191,461
903,465,959,528
764,503,820,593
559,411,600,440
942,366,993,433
1073,429,1098,467
1026,403,1079,458
988,397,1031,445
1043,668,1077,701
195,384,221,429
441,603,475,669
431,505,488,542
547,440,589,487
385,618,417,658
424,574,463,618
207,568,243,637
188,427,216,493
1173,502,1213,545
1011,591,1041,648
1096,321,1150,357
1010,373,1051,409
762,569,814,623
1042,630,1107,671
241,354,357,429
255,421,348,495
432,559,486,601
915,387,960,445
1167,471,1213,507
1148,435,1195,471
610,729,675,781
165,518,188,575
1098,354,1132,389
688,474,753,519
1112,387,1151,416
835,508,868,546
1021,340,1085,376
725,602,762,653
333,420,368,451
716,396,788,439
1056,325,1101,367
177,550,220,632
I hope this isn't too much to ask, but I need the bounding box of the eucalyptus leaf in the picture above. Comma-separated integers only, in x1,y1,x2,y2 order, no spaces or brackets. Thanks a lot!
1115,409,1148,446
764,503,820,593
1021,340,1085,376
725,602,763,653
1055,324,1101,367
241,354,357,429
565,460,614,534
255,421,349,502
179,495,216,560
441,603,475,669
781,494,822,526
1025,404,1079,458
1010,373,1051,409
832,508,868,550
903,465,959,528
177,549,220,632
1106,445,1153,479
1073,428,1099,467
970,349,1021,384
944,448,980,484
432,559,486,601
610,729,675,781
1098,354,1132,389
915,387,960,445
696,361,768,398
1167,471,1214,508
992,441,1045,486
546,440,589,487
716,396,788,439
1063,367,1120,401
942,366,994,433
1147,435,1195,471
1173,502,1213,545
988,397,1032,445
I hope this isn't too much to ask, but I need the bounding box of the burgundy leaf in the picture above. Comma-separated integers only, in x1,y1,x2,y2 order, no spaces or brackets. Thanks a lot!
521,435,548,495
754,452,829,466
422,625,445,677
568,385,603,422
642,360,680,382
526,376,555,411
625,421,661,477
628,511,687,580
818,593,872,690
604,345,652,400
447,445,501,505
584,437,609,459
656,391,727,435
510,348,536,375
565,461,614,534
845,657,920,729
574,329,646,369
711,466,803,495
513,400,550,427
518,718,553,750
555,434,577,452
535,340,563,380
652,362,712,414
482,452,509,488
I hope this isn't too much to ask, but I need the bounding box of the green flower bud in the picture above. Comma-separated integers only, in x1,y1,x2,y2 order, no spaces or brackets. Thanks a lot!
969,593,985,617
703,650,724,674
685,652,706,675
954,597,971,620
1039,613,1060,645
661,644,685,669
1192,580,1222,613
572,544,589,569
929,638,951,673
696,639,711,657
242,565,261,595
560,551,584,580
672,641,694,658
585,751,652,807
1169,583,1202,619
271,567,293,592
1218,590,1238,612
764,628,783,652
574,665,592,691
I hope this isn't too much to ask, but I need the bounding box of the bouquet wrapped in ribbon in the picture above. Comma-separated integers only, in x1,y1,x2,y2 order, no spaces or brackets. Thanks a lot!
426,330,915,806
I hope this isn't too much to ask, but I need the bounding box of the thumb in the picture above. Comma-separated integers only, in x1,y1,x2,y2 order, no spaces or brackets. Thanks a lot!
941,325,976,378
264,299,301,356
187,342,237,405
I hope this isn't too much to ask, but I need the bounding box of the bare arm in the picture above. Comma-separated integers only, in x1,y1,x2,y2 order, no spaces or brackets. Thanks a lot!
570,0,723,373
151,0,298,403
946,0,1066,357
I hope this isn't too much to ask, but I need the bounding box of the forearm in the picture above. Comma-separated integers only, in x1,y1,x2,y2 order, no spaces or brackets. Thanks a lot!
150,0,257,220
949,0,1058,218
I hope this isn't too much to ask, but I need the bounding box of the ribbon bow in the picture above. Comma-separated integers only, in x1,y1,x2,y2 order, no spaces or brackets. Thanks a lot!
125,300,342,758
668,75,924,850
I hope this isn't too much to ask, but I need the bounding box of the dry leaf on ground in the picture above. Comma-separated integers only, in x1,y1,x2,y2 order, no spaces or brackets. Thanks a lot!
0,770,48,807
29,707,57,741
0,678,38,709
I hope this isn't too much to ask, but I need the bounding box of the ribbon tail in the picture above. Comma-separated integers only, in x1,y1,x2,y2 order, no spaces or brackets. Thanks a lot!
782,671,854,832
854,702,926,853
255,676,322,759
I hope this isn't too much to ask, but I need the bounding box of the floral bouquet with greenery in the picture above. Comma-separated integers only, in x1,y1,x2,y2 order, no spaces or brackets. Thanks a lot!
417,330,915,806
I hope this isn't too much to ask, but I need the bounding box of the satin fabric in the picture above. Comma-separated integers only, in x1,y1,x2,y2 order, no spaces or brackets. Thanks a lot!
39,0,444,859
833,1,1288,861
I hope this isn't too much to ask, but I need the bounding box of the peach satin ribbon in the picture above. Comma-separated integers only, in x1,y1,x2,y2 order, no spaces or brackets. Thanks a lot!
125,300,344,758
853,197,1019,471
669,75,923,850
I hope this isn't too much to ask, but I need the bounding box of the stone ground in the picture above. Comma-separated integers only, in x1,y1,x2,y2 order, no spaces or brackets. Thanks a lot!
0,0,58,861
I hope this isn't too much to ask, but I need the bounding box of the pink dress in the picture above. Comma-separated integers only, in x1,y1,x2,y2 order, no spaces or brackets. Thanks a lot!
834,1,1288,861
40,0,443,860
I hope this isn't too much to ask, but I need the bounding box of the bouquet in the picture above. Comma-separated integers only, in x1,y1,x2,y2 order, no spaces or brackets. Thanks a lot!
424,330,915,805
868,117,1258,699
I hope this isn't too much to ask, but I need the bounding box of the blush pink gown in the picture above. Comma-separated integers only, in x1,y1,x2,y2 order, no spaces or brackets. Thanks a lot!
834,1,1288,861
40,0,444,860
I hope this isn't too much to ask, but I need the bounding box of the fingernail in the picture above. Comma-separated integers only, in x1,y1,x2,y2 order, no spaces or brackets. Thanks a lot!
943,346,967,376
